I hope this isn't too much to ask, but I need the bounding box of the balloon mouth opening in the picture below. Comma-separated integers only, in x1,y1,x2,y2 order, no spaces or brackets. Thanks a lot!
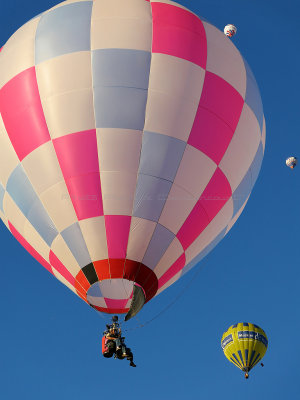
86,278,134,313
74,258,158,314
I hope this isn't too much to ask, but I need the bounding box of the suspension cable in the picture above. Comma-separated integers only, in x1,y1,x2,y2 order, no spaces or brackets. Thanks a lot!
121,264,203,332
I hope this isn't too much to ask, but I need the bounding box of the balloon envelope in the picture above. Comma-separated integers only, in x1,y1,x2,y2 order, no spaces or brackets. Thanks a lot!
0,0,265,316
221,323,268,376
286,156,297,169
224,24,237,37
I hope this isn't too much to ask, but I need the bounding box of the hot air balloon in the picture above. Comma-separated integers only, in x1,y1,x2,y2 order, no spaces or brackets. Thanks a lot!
286,156,297,169
0,0,265,320
224,24,237,38
221,323,268,379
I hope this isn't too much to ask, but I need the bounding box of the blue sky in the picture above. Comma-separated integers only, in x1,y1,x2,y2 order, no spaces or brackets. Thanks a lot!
0,0,299,399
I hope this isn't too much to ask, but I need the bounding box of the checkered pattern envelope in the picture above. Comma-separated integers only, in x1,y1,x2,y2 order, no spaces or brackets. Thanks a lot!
0,0,265,315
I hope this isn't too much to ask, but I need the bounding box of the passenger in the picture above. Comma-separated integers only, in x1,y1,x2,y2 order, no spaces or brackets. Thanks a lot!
102,316,136,367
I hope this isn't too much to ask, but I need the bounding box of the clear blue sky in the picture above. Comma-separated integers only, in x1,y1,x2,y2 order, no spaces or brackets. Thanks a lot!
0,1,299,399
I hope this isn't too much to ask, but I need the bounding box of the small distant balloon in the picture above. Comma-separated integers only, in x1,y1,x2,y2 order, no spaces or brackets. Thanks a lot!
224,24,237,37
221,323,268,379
286,157,297,169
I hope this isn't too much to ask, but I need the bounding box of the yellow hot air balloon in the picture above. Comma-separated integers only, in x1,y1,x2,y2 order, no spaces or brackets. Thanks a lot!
221,323,268,379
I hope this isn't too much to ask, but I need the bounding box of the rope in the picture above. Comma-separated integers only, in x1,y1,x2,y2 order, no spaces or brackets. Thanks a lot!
121,264,203,332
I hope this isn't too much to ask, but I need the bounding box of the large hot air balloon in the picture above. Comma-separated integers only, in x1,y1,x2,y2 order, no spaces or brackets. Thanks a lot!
0,0,265,319
221,323,268,378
